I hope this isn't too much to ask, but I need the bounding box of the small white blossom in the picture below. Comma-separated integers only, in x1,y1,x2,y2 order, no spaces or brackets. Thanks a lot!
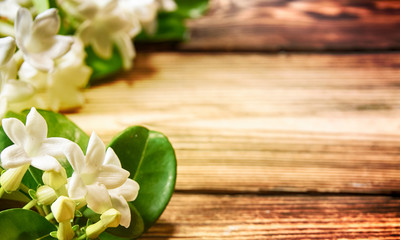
0,107,71,172
15,8,73,72
59,0,140,70
65,132,139,227
118,0,158,34
18,38,91,111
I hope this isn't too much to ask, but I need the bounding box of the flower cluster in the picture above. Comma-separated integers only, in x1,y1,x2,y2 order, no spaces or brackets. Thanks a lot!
0,107,139,239
0,0,177,116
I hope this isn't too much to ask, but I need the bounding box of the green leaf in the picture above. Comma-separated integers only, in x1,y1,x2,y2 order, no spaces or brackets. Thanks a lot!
0,209,56,239
175,0,209,18
107,126,176,236
136,0,208,42
86,46,123,84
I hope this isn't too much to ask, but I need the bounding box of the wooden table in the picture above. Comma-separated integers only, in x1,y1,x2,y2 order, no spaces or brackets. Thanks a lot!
67,1,400,239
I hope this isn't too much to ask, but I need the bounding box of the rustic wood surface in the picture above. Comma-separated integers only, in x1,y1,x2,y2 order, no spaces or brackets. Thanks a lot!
180,0,400,51
67,52,400,239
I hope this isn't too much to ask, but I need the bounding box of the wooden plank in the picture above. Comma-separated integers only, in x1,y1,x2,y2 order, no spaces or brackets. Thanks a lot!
180,0,400,51
140,193,400,239
67,52,400,194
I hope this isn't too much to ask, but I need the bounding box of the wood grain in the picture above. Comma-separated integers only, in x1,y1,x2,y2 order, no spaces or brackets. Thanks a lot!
141,193,400,239
67,52,400,194
180,0,400,51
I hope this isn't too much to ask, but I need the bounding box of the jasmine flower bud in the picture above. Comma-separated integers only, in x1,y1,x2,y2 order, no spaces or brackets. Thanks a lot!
36,185,57,205
51,196,76,240
51,196,75,222
0,163,29,192
42,168,67,190
86,208,121,239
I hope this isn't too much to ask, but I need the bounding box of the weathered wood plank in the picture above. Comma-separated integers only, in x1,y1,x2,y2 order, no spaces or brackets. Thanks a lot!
140,193,400,239
180,0,400,51
67,52,400,194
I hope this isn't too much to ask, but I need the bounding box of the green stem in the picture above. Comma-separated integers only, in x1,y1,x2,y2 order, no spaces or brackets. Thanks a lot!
77,233,87,240
43,205,50,215
18,183,30,195
0,187,4,198
45,212,54,221
35,204,45,216
22,199,37,210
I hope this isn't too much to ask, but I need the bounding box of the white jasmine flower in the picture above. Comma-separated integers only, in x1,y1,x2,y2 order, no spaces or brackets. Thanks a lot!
65,132,139,227
18,38,91,111
14,8,73,72
60,0,140,69
118,0,158,34
0,107,71,172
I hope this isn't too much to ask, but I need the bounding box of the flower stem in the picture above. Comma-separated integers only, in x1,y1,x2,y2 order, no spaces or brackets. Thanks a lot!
22,199,37,210
45,212,54,221
0,187,4,198
76,233,87,240
19,183,30,195
43,205,50,216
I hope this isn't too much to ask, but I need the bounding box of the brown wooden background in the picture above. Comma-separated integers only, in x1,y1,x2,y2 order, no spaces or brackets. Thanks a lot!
68,0,400,239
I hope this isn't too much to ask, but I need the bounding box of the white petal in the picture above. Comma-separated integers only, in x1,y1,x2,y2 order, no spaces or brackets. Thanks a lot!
25,107,47,141
103,148,121,167
2,117,27,146
111,195,131,227
85,132,105,169
109,179,139,202
31,9,60,38
15,8,32,49
64,142,85,173
40,137,73,157
97,165,129,188
77,22,94,46
68,173,87,199
25,53,54,72
0,36,16,66
114,33,134,70
43,35,74,59
31,155,62,172
0,144,31,169
86,183,112,214
91,34,113,59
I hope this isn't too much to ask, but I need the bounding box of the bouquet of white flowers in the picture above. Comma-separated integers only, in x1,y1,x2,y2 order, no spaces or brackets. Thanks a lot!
0,107,176,239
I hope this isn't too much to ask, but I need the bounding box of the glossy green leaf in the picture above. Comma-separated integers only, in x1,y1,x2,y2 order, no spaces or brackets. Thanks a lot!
0,209,56,239
175,0,209,18
86,46,123,84
108,126,176,236
136,0,208,42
